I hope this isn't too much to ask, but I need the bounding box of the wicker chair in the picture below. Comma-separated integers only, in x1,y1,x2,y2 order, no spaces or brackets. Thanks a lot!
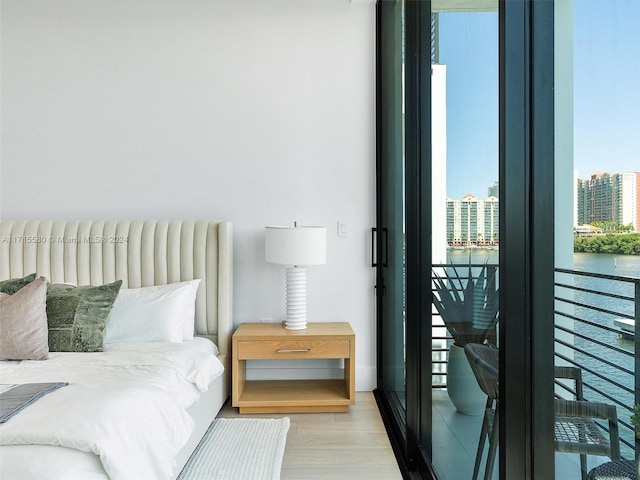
464,345,621,480
464,343,499,480
554,366,621,480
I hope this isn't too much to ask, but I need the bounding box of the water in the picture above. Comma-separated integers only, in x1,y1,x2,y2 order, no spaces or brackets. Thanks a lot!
571,253,640,455
446,247,498,266
573,252,640,282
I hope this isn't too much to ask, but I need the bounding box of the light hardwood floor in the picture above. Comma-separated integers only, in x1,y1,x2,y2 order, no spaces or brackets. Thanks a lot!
217,391,404,480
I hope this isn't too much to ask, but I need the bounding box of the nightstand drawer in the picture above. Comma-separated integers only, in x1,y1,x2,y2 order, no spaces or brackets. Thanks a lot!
237,340,350,359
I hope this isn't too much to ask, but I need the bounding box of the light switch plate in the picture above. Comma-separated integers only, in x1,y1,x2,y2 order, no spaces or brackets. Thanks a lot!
337,221,349,238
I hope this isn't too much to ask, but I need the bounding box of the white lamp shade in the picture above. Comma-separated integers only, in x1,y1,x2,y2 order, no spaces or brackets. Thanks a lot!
265,226,326,266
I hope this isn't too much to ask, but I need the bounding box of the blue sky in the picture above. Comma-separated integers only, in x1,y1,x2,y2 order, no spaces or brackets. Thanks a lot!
573,1,639,181
440,2,639,200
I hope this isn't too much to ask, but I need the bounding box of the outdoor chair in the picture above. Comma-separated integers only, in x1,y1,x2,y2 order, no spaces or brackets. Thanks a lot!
464,344,621,480
464,343,499,480
554,366,621,480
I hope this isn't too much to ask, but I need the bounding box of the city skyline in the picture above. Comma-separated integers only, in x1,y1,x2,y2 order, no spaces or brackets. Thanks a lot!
440,1,639,200
447,166,639,201
446,172,639,240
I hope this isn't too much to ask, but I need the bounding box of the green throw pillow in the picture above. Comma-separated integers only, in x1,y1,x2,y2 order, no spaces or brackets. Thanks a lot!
0,273,37,295
46,280,122,352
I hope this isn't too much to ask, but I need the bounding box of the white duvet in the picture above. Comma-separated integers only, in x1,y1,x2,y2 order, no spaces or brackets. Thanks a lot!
0,338,224,480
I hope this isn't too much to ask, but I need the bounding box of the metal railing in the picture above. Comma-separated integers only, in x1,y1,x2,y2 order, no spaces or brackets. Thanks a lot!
554,267,640,457
431,265,639,456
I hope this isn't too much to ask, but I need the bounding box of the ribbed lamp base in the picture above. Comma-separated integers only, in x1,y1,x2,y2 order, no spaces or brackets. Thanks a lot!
284,266,307,330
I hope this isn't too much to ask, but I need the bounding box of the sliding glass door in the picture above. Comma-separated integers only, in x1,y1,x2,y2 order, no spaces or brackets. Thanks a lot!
375,0,434,473
429,5,500,479
375,1,556,478
375,0,408,461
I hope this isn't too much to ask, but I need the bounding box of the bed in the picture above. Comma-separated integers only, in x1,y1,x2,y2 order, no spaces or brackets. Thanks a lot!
0,220,233,480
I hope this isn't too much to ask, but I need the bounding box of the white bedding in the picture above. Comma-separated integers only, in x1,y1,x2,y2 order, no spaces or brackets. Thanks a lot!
0,338,224,480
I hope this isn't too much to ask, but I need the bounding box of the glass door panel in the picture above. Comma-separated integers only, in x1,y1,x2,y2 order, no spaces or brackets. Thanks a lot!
377,1,561,477
377,0,407,426
430,5,499,479
554,1,639,478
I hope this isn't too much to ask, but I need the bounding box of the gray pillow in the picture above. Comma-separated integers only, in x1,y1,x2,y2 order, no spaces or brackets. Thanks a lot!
0,276,49,360
46,280,122,352
0,273,37,295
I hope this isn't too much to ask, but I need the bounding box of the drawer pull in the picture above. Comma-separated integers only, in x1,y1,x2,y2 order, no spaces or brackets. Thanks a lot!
277,348,311,353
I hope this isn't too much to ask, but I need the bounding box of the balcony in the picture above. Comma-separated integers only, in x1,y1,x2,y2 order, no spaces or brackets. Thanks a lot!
554,267,639,459
431,264,639,479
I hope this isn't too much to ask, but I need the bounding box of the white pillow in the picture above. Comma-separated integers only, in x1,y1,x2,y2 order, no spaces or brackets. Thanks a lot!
104,280,201,344
181,279,201,340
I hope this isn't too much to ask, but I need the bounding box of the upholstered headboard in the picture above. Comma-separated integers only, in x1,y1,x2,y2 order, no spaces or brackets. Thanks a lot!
0,220,233,359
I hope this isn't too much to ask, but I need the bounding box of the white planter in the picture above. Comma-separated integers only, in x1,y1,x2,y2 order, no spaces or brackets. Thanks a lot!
447,344,486,416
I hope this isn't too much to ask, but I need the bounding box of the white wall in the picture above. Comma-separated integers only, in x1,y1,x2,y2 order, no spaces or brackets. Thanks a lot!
0,0,377,389
432,64,447,265
555,0,574,271
554,0,576,373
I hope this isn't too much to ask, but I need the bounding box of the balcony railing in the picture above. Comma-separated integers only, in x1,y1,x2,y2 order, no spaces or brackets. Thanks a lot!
431,264,640,459
555,267,639,457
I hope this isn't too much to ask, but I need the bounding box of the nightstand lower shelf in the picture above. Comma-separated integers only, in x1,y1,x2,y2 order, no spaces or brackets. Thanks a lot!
232,323,356,414
236,379,351,413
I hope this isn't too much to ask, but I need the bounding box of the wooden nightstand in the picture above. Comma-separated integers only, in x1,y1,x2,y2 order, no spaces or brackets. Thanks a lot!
232,322,355,413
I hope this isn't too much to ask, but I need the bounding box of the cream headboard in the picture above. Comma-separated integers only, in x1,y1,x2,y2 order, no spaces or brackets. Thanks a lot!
0,220,233,358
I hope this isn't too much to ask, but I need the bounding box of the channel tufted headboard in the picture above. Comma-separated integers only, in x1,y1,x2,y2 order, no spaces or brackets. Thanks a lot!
0,220,233,360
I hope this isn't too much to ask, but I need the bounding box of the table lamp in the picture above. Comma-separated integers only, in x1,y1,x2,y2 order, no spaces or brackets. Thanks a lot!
265,224,327,330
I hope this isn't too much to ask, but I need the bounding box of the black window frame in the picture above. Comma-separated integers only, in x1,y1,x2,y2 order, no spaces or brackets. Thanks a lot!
375,1,555,478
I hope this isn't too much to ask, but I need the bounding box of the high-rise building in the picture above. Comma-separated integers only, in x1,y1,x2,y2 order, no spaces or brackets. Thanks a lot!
446,194,499,246
487,181,499,199
576,172,639,231
619,172,639,230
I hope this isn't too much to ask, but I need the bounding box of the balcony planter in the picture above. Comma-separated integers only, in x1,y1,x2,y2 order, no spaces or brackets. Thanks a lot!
432,261,499,416
447,344,486,415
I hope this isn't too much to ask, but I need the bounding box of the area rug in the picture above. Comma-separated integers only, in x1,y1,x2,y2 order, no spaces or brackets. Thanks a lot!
177,417,290,480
